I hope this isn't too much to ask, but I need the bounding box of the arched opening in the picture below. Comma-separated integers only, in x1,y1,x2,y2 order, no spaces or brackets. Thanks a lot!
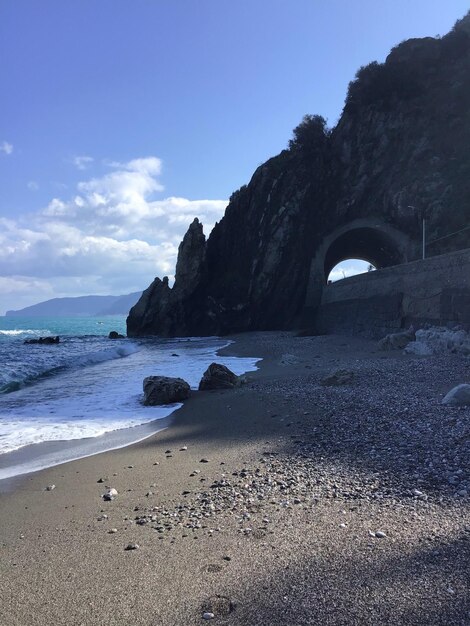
327,259,376,283
323,227,403,284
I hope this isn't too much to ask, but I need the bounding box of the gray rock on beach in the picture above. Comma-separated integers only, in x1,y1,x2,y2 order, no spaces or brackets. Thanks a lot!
320,369,355,386
405,326,470,357
378,327,415,351
143,376,190,405
198,363,239,390
442,384,470,406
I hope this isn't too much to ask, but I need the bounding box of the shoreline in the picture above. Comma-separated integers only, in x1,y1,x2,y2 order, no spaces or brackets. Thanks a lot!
0,336,259,488
0,416,173,490
0,330,468,625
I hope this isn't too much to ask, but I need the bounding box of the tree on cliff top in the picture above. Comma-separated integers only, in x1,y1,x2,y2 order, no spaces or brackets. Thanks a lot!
288,114,329,156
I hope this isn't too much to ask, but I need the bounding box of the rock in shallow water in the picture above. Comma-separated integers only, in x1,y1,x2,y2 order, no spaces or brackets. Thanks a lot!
198,363,239,390
143,376,190,405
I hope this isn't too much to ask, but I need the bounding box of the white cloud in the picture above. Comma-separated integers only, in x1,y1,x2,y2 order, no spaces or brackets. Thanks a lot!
0,155,228,314
72,155,94,170
0,141,13,155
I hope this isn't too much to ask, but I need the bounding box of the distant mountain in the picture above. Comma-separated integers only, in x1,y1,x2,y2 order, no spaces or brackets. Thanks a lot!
5,292,142,317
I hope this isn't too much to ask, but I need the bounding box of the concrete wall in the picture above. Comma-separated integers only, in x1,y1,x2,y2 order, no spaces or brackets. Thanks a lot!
314,248,470,337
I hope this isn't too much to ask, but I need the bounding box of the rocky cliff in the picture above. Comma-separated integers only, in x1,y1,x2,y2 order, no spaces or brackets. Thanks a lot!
128,13,470,337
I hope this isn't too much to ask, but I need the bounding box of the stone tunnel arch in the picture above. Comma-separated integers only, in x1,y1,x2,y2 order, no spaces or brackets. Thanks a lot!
304,218,416,311
324,227,404,281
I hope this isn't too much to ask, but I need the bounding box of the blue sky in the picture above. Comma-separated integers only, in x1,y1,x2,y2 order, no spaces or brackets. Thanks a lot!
0,1,468,313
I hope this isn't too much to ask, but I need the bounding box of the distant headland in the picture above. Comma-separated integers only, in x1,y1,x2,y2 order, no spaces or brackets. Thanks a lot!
6,292,142,317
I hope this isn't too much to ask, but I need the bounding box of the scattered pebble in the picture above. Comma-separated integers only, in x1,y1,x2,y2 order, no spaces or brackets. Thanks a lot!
102,488,118,501
202,612,215,620
200,459,210,463
45,484,55,491
125,543,139,550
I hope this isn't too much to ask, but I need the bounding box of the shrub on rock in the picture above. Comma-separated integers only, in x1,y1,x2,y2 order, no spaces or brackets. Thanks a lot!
143,376,190,405
198,363,239,390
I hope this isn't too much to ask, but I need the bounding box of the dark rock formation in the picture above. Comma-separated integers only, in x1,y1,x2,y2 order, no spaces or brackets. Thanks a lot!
24,336,60,345
128,13,470,338
143,376,190,405
108,331,125,339
198,363,239,391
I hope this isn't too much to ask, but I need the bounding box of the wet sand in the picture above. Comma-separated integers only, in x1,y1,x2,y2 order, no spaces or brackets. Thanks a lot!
0,331,469,625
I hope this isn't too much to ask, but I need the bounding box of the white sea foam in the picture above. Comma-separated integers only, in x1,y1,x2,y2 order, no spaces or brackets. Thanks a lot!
0,329,51,337
0,404,177,455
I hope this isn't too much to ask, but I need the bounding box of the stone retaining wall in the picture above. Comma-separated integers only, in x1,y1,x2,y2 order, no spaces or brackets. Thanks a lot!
314,248,470,337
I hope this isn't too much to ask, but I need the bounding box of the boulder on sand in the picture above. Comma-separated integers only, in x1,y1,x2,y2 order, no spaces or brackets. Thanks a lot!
143,376,190,405
377,327,415,351
320,369,355,386
198,363,239,391
442,384,470,406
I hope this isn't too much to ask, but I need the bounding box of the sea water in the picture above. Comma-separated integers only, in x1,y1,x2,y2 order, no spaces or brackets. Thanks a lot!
0,316,260,480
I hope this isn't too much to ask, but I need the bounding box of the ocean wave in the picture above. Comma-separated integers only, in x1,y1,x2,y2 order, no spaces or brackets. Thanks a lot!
72,342,139,366
0,407,174,456
0,341,140,394
0,329,51,337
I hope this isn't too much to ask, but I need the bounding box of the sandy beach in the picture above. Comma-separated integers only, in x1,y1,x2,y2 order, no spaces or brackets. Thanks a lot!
0,331,469,626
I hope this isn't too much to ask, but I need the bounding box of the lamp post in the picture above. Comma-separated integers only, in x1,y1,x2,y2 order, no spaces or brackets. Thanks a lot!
408,205,426,260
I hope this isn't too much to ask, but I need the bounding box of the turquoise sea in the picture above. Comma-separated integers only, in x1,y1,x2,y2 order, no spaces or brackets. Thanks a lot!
0,316,259,480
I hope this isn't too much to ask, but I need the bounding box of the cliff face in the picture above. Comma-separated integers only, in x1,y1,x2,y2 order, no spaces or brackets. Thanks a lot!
128,14,470,337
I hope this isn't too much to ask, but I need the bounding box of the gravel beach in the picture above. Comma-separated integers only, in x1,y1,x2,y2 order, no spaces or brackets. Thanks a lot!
0,331,469,626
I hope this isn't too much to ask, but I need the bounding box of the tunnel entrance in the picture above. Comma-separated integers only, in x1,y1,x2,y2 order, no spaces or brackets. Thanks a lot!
327,259,376,283
304,219,414,311
323,227,403,284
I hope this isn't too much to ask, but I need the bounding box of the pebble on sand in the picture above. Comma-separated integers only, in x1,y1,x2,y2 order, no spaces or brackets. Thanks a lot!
202,612,215,620
45,484,56,491
102,488,118,501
